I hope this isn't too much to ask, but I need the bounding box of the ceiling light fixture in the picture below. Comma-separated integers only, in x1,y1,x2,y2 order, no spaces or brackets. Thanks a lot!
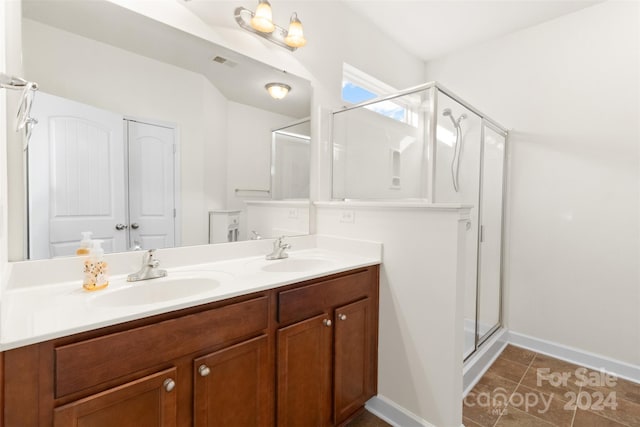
235,1,306,51
265,83,291,100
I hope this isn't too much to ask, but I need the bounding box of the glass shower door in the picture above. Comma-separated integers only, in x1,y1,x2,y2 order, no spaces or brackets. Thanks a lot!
433,92,482,359
476,123,507,344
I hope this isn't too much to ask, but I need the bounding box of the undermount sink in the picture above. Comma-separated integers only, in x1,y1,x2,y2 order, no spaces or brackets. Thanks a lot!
89,272,229,307
261,257,335,273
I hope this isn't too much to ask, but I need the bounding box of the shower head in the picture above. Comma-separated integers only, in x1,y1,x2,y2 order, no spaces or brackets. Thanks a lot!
442,108,466,126
442,108,457,127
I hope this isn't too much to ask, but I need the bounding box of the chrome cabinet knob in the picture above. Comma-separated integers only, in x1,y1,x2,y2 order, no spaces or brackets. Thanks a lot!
130,223,140,229
115,223,128,230
338,314,347,321
323,319,332,327
198,365,211,377
163,378,176,392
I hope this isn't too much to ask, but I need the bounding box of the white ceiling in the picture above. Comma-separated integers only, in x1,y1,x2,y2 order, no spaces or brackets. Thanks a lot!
183,1,602,62
343,0,602,61
342,0,602,61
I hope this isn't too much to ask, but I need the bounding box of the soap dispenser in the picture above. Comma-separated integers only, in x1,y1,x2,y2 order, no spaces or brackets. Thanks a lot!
83,240,109,291
76,231,93,255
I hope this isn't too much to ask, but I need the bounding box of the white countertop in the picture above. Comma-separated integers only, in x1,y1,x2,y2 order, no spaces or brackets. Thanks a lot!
0,236,382,351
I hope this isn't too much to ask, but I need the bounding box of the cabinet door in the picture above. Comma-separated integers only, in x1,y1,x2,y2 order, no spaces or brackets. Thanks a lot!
53,367,177,427
334,298,374,424
277,314,332,427
194,335,271,427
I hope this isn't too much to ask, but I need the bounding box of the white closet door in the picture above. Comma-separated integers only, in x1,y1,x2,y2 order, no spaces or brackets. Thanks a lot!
28,92,126,259
127,120,176,250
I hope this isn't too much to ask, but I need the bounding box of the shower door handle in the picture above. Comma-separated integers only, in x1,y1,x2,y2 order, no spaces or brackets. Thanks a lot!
480,225,485,243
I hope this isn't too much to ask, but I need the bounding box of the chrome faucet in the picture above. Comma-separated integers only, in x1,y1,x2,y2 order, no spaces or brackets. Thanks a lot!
266,236,290,260
127,249,168,282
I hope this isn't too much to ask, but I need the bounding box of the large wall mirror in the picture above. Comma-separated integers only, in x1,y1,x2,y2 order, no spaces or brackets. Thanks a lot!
13,0,312,261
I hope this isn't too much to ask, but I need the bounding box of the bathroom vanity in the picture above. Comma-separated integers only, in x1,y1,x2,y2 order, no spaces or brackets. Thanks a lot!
0,241,380,427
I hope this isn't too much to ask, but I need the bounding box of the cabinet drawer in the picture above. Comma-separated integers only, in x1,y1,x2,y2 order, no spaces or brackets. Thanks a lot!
55,296,268,398
278,270,371,325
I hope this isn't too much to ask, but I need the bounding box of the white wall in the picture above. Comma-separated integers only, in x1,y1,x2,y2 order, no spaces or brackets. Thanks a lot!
226,102,295,201
317,204,469,427
21,19,229,251
426,1,640,366
4,0,24,264
0,0,7,277
246,201,310,240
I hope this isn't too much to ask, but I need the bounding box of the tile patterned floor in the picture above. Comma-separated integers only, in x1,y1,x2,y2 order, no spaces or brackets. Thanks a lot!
346,344,640,427
463,345,640,427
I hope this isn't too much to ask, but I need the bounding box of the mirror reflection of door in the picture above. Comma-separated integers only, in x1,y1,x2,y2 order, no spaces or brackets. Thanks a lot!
28,92,178,259
127,121,177,251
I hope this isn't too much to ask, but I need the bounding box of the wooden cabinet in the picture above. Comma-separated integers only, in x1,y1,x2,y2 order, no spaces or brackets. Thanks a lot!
53,368,177,427
334,298,374,424
277,314,333,427
1,265,379,427
194,335,270,427
277,268,379,426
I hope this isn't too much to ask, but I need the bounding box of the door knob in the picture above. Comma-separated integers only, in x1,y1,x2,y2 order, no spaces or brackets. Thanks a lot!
198,365,211,377
130,223,140,229
338,314,347,321
115,223,128,230
163,378,175,392
323,319,332,327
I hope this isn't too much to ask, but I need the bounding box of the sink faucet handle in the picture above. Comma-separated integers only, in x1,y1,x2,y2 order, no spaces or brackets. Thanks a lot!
143,249,157,265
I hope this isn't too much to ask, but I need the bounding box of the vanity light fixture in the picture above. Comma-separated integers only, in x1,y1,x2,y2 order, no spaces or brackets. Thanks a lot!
250,0,275,33
235,1,306,51
284,13,306,48
265,83,291,100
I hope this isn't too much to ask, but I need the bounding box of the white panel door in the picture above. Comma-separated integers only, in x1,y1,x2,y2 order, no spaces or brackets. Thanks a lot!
28,92,126,259
127,121,176,250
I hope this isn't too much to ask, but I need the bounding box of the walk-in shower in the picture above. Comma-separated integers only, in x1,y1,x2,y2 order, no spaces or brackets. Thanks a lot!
331,82,508,364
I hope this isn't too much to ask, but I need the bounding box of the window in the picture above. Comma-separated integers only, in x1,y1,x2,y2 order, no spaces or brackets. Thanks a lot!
341,63,418,125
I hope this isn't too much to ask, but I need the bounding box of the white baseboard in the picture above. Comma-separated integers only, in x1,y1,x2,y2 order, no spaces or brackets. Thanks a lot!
507,331,640,384
365,395,435,427
463,328,508,395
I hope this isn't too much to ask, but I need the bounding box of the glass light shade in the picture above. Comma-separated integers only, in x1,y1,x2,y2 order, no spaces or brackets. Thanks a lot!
266,83,291,100
250,0,275,33
284,12,306,47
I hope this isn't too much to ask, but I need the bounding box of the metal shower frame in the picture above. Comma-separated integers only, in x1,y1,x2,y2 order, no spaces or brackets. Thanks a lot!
330,81,509,361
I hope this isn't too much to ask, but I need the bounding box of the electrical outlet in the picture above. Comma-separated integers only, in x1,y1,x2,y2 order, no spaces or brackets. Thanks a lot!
288,208,299,219
340,210,355,223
